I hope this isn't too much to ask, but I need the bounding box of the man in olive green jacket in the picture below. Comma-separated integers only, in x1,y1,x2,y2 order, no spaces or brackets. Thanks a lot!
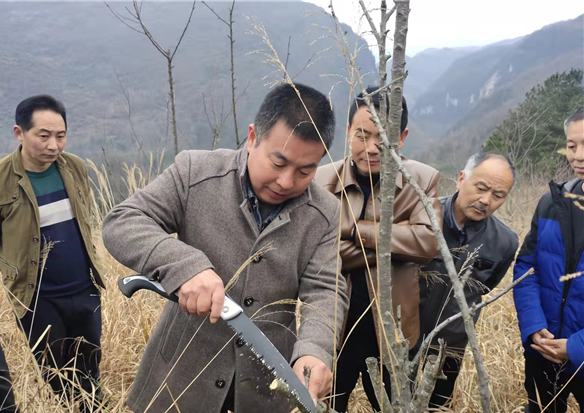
0,95,105,412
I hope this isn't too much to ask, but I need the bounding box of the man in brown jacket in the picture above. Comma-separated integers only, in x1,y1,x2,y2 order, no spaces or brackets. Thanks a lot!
102,83,348,413
315,87,441,412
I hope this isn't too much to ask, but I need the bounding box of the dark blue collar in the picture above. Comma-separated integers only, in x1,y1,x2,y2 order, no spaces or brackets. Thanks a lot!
444,193,488,244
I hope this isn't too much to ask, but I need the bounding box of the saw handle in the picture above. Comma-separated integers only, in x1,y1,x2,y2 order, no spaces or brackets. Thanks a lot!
118,275,243,320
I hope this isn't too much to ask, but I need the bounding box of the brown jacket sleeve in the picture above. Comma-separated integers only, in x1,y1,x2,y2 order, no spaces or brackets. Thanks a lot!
339,237,377,272
355,170,441,265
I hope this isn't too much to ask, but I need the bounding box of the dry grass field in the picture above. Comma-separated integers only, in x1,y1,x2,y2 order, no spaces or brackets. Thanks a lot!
0,166,579,413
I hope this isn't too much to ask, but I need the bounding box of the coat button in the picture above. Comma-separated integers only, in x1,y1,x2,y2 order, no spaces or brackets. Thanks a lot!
215,379,226,388
253,255,262,263
244,297,254,307
28,283,34,289
31,260,37,266
33,236,39,243
236,338,245,347
12,194,17,200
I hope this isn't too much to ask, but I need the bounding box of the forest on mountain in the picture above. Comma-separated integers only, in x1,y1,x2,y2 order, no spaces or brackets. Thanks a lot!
483,69,584,173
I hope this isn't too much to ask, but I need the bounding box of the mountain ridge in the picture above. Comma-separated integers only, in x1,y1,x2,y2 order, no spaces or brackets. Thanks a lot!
404,14,584,168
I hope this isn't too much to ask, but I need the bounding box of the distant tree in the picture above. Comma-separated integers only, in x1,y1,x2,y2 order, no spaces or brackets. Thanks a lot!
106,0,197,156
202,0,242,148
484,69,584,171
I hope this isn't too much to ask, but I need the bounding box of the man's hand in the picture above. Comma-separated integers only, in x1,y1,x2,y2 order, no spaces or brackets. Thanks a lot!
178,269,225,323
541,338,569,362
293,355,332,408
531,329,562,363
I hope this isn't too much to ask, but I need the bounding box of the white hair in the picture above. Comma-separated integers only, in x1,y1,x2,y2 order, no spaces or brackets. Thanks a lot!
462,151,517,187
564,107,584,135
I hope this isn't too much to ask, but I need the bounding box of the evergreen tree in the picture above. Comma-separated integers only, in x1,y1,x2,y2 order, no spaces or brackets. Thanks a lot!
484,69,584,171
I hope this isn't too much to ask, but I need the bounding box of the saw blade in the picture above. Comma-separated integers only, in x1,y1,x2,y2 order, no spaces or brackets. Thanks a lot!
226,314,316,413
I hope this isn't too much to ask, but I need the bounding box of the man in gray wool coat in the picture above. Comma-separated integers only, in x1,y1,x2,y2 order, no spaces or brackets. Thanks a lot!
102,83,348,413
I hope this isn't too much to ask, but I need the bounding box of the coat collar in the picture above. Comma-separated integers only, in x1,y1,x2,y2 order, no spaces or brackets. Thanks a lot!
333,156,404,195
443,192,487,235
11,145,69,177
563,178,582,193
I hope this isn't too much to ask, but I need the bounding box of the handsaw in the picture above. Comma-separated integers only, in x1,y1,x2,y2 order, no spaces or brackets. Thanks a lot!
118,274,316,413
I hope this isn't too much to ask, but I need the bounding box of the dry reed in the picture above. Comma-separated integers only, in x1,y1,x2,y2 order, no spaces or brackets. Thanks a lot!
0,164,579,413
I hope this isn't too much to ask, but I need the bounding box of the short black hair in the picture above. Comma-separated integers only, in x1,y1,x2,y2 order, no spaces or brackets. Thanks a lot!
564,107,584,134
254,83,335,150
15,95,67,132
464,151,517,187
348,86,408,133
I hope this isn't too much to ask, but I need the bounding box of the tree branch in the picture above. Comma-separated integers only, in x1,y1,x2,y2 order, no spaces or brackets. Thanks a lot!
203,0,240,148
412,268,534,373
409,340,446,412
201,0,229,26
113,68,148,161
385,142,491,411
104,2,144,35
283,35,292,77
291,52,317,81
132,0,168,58
356,75,407,101
172,0,197,60
358,0,381,43
105,0,197,156
366,357,394,413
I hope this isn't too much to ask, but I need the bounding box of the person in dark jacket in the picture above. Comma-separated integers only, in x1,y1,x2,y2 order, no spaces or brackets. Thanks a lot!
419,151,518,408
513,107,584,413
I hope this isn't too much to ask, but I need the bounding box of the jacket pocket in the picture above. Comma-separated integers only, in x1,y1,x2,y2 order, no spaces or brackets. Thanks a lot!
0,190,20,222
0,182,22,206
159,304,188,363
471,256,499,289
0,257,19,281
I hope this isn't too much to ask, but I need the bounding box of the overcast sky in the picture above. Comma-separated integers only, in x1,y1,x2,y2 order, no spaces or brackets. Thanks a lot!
307,0,584,57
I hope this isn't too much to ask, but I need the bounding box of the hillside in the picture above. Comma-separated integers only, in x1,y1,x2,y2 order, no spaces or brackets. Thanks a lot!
0,2,377,164
402,46,481,106
405,15,584,169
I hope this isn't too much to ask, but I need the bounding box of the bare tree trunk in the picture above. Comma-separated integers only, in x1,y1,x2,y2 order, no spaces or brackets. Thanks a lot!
167,56,179,156
202,0,240,149
105,0,197,157
331,0,502,408
379,2,412,409
228,0,240,148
